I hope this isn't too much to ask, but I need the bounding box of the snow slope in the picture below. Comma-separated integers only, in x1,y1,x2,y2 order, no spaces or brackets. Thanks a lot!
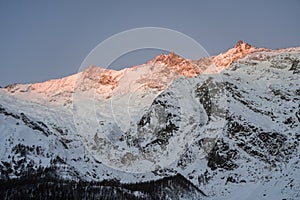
0,41,299,199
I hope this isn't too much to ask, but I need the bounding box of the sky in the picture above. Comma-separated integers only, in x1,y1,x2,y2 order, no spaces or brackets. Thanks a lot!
0,0,300,86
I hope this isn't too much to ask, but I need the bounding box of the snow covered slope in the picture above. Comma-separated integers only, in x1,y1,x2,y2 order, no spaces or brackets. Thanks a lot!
0,41,299,199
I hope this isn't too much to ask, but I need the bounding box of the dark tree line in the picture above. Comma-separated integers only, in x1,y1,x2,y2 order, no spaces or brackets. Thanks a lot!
0,173,206,200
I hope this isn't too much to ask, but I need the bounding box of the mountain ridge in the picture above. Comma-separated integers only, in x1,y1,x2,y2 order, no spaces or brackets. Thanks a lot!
1,41,280,92
0,42,300,199
1,41,276,104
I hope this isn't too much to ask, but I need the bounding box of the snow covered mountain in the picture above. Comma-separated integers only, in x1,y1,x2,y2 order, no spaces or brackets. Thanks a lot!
0,41,299,199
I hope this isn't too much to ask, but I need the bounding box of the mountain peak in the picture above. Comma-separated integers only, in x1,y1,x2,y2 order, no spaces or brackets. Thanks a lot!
212,40,259,70
150,52,202,77
234,40,252,49
152,52,183,65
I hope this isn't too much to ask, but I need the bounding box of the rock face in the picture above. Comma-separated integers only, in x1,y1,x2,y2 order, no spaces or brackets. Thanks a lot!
0,43,300,199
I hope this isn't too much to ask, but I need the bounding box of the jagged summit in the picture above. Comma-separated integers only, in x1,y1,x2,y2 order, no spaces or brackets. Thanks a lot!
150,52,202,77
234,40,252,49
212,40,261,70
152,52,183,64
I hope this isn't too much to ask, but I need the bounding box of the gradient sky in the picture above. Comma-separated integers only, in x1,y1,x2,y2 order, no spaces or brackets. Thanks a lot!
0,0,299,86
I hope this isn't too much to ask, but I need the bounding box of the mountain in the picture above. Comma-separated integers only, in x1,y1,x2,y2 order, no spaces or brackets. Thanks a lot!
0,41,299,199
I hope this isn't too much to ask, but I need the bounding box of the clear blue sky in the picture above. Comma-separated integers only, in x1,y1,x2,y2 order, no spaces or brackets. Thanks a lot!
0,0,299,86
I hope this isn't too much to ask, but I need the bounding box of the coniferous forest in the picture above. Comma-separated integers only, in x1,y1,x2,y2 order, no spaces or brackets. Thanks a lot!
0,168,206,200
